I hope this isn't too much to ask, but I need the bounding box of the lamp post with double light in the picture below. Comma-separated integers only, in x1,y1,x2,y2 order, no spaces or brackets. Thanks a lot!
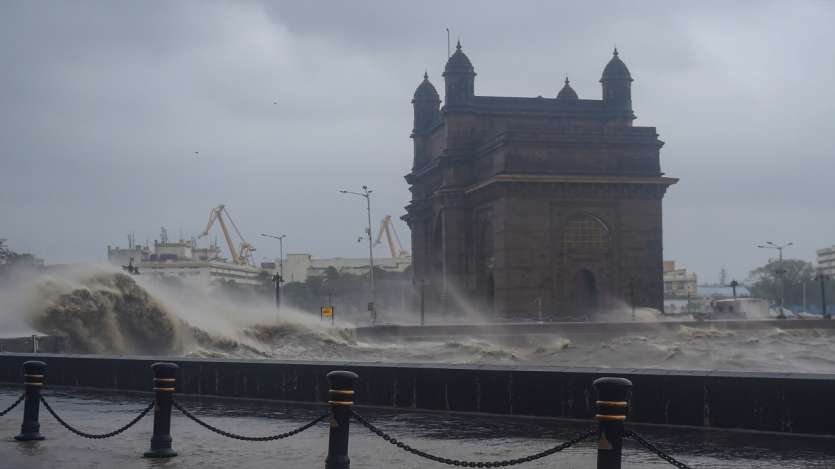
339,186,376,326
757,241,793,319
260,233,285,315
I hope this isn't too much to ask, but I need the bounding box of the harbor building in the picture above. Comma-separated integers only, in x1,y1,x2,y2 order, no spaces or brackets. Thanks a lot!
283,253,411,284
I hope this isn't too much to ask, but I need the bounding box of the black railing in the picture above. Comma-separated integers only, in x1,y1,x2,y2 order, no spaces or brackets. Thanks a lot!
1,359,693,468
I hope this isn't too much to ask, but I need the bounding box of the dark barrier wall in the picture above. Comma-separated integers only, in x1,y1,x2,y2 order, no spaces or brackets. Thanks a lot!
1,353,833,435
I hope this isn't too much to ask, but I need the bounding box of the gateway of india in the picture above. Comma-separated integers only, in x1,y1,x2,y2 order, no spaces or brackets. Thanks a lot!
403,43,677,320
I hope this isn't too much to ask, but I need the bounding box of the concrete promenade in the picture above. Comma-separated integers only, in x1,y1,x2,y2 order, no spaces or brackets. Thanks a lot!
1,353,833,436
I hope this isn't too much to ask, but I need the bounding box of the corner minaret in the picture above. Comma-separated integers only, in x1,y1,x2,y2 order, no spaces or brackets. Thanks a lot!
600,48,634,121
411,72,440,169
412,71,441,135
442,41,476,108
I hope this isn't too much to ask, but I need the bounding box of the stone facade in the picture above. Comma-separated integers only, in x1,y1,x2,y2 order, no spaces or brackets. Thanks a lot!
403,43,677,320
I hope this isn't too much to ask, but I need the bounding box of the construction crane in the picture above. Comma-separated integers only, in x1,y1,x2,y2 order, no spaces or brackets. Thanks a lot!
198,204,256,266
374,215,410,259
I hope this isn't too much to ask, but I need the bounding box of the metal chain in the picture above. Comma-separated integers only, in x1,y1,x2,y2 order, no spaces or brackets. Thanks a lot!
172,399,328,442
625,429,692,469
351,409,599,468
40,396,153,439
0,394,25,417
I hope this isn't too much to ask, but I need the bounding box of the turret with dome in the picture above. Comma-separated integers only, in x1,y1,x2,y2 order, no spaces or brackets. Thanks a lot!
411,71,440,136
557,77,579,100
442,41,476,108
600,48,634,119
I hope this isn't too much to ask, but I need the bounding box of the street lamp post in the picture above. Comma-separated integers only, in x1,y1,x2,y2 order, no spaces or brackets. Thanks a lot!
816,273,830,320
419,278,427,326
757,241,793,319
260,233,286,315
339,186,376,326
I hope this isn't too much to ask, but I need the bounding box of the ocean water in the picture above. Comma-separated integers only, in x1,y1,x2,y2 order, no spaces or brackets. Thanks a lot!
1,266,833,374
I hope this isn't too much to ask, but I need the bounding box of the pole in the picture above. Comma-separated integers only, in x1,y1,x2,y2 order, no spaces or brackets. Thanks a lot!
280,274,281,314
144,362,178,458
802,281,806,313
260,233,286,318
365,188,376,326
758,241,792,319
778,247,786,319
279,236,284,282
15,360,46,441
594,377,632,469
338,186,375,325
277,235,284,318
325,370,359,469
819,274,829,320
420,280,426,326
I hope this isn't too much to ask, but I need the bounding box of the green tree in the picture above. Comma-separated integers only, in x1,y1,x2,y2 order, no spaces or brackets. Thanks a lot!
747,258,833,310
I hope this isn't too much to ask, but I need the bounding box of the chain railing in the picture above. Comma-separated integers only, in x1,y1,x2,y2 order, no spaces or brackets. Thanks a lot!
0,394,24,417
626,428,693,469
3,359,701,469
40,396,153,439
351,409,599,467
172,399,328,442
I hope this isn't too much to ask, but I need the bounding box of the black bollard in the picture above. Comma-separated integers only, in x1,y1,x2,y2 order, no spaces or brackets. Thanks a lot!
594,377,633,469
143,362,178,458
15,360,46,441
325,370,359,469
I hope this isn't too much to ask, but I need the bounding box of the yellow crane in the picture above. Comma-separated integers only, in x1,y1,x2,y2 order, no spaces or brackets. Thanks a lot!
198,204,256,266
374,215,410,259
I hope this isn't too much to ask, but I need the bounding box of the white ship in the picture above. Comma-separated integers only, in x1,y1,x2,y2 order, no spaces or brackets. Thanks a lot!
107,205,267,286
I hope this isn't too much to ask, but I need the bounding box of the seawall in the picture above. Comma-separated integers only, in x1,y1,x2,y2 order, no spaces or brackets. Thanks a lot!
354,319,835,340
1,353,833,436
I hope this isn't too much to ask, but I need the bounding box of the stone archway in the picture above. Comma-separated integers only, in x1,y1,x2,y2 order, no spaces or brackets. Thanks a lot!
560,213,611,318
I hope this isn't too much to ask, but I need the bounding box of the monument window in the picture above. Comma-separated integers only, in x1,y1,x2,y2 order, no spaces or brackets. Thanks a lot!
562,215,610,251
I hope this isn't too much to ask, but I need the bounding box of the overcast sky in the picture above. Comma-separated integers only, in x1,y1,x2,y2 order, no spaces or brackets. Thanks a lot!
1,1,833,283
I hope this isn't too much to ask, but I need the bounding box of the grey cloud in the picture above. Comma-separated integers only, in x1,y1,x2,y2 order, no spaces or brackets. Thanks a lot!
1,0,833,284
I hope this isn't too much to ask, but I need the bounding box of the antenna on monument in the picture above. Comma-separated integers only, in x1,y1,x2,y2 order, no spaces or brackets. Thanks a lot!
446,28,450,58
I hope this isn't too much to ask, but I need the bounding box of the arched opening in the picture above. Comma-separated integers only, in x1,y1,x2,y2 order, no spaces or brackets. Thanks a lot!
561,214,610,318
571,269,598,315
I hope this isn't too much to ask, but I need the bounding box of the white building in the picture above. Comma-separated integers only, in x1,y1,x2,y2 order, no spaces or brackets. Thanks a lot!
817,246,835,277
663,260,698,298
284,253,411,283
108,239,264,286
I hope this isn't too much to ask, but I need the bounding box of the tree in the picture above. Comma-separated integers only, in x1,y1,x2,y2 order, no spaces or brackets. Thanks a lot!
747,258,833,310
0,240,43,278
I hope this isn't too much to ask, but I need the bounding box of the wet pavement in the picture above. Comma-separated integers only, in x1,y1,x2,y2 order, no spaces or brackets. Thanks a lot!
0,386,832,468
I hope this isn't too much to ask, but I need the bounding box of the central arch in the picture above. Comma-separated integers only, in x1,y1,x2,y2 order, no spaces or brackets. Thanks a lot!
560,213,611,318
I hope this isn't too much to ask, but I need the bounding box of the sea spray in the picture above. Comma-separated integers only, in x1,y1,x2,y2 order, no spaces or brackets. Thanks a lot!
25,271,183,354
9,266,835,373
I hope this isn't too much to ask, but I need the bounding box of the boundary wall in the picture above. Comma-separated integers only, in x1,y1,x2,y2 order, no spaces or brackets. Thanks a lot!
1,353,833,435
